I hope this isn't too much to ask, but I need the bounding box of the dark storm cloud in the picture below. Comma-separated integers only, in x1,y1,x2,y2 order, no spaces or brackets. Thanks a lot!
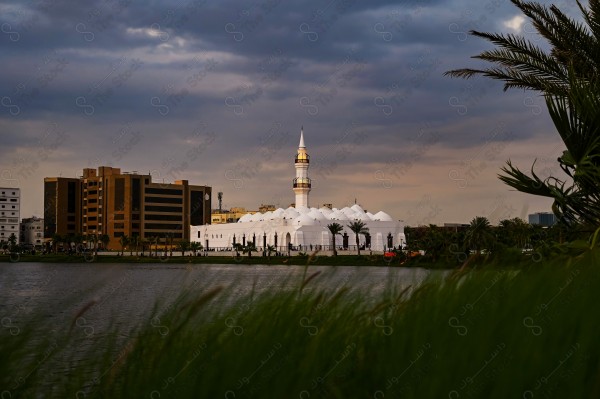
0,0,565,222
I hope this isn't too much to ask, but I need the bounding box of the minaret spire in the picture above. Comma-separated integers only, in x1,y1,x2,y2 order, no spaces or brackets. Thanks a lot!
293,127,311,208
299,126,305,148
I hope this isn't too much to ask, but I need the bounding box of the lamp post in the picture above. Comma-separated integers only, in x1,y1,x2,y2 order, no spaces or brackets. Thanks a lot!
274,232,278,253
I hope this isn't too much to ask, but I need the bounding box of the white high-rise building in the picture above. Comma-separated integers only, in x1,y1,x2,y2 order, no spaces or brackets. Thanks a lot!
0,188,20,245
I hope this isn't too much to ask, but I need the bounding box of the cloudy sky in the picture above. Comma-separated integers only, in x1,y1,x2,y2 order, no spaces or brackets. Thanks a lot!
0,0,573,225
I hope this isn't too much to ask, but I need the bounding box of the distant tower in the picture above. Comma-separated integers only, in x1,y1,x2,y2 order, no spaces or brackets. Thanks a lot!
293,127,311,208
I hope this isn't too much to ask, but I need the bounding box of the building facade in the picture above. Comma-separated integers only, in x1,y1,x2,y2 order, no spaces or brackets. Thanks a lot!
211,205,276,224
20,217,44,249
44,167,211,249
0,187,20,244
191,130,405,252
211,207,257,224
43,178,81,240
528,212,556,227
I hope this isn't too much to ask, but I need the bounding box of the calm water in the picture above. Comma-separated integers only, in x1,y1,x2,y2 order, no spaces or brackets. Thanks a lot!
1,262,443,395
0,262,438,332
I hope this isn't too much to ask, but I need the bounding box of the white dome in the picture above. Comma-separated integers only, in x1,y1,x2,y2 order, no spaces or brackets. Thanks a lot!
284,208,300,219
295,205,310,214
353,212,371,222
319,207,333,215
340,207,359,218
272,208,285,217
351,204,364,213
308,209,327,220
246,213,260,222
238,214,253,223
330,211,349,221
373,211,394,222
293,213,316,226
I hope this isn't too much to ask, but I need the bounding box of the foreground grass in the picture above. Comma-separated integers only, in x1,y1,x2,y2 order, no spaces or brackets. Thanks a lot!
2,254,600,398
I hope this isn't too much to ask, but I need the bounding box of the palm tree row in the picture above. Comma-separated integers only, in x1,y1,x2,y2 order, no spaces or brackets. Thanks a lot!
49,233,110,255
326,220,370,256
405,216,570,263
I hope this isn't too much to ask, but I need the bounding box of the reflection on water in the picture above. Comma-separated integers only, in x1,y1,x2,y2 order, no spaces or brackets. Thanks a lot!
1,263,438,325
0,263,443,335
0,262,444,396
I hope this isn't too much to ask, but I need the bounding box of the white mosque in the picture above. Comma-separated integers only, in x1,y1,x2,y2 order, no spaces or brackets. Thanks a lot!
191,128,405,253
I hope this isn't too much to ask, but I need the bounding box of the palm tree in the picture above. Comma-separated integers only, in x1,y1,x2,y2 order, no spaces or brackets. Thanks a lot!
100,234,110,253
266,244,276,259
498,218,531,250
421,224,452,262
8,233,17,252
155,236,161,257
347,220,369,256
139,237,147,256
87,234,98,257
243,242,257,258
445,0,600,97
466,217,493,255
51,233,62,254
146,236,155,256
446,0,600,227
118,235,129,256
73,233,84,254
165,232,172,257
233,243,243,257
130,235,138,256
189,242,202,256
326,223,344,256
179,240,190,256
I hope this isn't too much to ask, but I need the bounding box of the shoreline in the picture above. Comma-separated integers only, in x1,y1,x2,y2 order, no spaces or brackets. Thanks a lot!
0,253,443,268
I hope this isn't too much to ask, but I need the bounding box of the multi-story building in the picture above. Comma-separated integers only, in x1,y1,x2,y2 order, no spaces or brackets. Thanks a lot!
258,204,276,213
211,207,254,224
211,205,277,224
43,177,81,240
44,166,211,250
0,188,20,245
20,217,44,249
528,212,556,227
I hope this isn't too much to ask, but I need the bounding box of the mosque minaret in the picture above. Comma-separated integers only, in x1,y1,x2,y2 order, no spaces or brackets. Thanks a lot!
293,127,311,208
191,126,405,252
